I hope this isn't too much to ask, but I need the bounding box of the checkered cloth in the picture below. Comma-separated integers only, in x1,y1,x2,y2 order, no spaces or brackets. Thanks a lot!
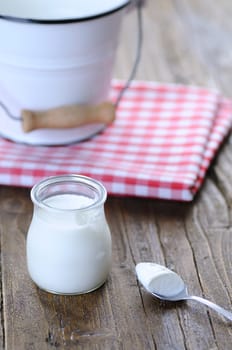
0,80,232,201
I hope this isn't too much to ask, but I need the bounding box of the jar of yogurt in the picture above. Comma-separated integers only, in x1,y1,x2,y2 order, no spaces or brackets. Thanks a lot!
26,174,112,295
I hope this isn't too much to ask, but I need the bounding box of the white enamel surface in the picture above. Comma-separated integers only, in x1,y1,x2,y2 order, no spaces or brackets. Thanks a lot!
0,8,126,144
27,193,112,294
0,0,130,20
136,263,185,298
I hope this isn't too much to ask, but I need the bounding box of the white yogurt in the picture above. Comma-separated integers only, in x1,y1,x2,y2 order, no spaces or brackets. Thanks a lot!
136,262,185,297
26,192,112,295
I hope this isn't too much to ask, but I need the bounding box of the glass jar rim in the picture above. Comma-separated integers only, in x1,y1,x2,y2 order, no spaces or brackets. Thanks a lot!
30,174,107,212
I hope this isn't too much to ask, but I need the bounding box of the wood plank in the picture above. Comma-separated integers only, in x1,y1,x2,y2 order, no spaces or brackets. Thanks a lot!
171,0,232,97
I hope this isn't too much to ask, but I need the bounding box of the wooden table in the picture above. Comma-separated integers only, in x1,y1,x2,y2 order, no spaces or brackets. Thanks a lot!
1,0,232,349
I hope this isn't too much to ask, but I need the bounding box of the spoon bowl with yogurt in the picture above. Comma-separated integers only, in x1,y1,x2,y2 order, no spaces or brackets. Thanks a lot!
136,262,232,321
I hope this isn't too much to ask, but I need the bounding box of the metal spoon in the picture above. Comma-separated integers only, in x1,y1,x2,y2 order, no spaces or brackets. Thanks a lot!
136,262,232,321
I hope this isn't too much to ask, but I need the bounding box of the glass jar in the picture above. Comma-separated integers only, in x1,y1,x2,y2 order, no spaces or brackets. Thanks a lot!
26,174,112,295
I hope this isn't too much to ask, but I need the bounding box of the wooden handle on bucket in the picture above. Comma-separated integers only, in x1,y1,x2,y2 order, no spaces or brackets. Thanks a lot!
22,102,116,132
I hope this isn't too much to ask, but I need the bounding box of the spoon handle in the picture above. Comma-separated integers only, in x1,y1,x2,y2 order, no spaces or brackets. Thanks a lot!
189,295,232,321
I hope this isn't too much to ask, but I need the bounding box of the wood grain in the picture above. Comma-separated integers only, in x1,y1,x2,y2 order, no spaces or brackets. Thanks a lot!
1,0,232,349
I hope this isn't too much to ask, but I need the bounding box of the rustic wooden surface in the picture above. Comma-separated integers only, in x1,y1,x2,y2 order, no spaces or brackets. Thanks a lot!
1,0,232,349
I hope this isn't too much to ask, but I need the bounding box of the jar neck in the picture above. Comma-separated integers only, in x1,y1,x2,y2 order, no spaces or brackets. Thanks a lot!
31,175,107,213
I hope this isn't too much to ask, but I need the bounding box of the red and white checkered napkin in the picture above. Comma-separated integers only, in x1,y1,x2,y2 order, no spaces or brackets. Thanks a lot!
0,80,232,201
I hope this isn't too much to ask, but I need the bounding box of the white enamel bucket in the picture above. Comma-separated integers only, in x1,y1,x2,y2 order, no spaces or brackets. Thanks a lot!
0,0,131,145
